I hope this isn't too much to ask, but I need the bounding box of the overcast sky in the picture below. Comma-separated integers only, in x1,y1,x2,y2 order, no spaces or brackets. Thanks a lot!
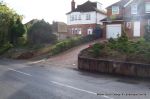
2,0,120,23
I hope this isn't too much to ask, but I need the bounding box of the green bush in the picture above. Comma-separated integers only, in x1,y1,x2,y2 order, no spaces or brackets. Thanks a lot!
0,42,13,55
91,43,104,57
50,35,96,55
85,31,150,63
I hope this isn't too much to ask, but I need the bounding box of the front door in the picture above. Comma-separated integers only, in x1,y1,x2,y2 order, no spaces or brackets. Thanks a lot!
133,21,140,37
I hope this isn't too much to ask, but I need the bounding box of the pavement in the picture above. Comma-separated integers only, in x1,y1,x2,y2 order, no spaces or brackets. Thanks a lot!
0,41,149,99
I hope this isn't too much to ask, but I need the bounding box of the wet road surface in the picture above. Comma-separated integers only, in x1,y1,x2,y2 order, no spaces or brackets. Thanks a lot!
0,59,149,99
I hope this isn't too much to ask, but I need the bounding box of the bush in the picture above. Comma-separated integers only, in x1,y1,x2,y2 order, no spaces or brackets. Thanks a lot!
84,31,150,63
50,35,96,55
90,43,104,57
0,42,13,55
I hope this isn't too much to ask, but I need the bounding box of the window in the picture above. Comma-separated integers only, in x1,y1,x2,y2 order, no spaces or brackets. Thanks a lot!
148,19,150,25
131,4,137,14
72,28,74,34
77,28,82,34
78,15,81,20
71,15,74,21
86,14,91,20
112,6,119,15
145,2,150,13
148,19,150,32
87,28,93,35
75,15,77,20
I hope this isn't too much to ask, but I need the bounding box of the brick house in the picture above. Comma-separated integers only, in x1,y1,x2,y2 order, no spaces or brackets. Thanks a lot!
101,0,150,39
66,0,106,36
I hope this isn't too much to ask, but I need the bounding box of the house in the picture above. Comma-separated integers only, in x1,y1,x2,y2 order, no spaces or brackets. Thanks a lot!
101,0,150,39
52,21,69,40
66,0,106,36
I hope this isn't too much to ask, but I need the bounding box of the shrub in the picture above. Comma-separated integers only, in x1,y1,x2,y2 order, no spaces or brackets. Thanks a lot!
90,43,104,57
83,31,150,63
0,42,13,55
50,35,96,55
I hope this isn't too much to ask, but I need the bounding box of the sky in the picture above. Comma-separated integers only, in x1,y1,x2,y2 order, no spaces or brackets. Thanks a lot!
2,0,120,24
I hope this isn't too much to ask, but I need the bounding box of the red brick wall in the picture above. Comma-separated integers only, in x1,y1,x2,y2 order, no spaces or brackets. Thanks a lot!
67,24,97,36
107,7,124,17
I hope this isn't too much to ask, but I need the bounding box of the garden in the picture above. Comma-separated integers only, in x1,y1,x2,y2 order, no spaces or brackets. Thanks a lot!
80,31,150,64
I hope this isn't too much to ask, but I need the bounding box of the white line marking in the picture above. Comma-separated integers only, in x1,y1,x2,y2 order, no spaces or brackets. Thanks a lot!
50,81,113,99
8,68,32,76
28,59,46,64
7,67,113,99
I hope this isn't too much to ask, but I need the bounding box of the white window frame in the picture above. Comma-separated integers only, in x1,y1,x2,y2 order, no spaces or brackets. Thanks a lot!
74,15,77,21
112,6,119,15
86,14,91,20
71,15,74,21
78,15,81,20
131,4,137,14
87,28,93,35
145,2,150,13
148,19,150,32
72,28,74,34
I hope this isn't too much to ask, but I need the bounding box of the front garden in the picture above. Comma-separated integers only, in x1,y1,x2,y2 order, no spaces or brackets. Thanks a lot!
80,32,150,64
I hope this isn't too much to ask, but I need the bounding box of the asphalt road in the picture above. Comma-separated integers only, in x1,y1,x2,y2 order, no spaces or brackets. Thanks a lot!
0,59,149,99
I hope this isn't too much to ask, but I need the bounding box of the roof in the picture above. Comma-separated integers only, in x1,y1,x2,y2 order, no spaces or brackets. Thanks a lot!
106,0,130,9
66,1,106,15
101,16,124,22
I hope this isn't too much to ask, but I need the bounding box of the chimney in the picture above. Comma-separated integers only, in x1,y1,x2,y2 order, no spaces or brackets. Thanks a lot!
71,0,75,11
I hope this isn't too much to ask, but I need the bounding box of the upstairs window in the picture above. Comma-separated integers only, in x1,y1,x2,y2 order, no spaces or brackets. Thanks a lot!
78,15,81,20
74,15,77,20
145,2,150,13
112,6,119,15
148,19,150,32
71,15,74,21
131,4,137,14
86,14,91,20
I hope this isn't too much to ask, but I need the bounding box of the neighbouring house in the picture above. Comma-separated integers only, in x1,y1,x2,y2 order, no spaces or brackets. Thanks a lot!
101,0,150,39
66,0,106,36
52,21,68,40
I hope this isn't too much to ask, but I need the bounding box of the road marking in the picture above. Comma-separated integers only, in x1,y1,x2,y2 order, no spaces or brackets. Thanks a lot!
8,68,32,76
50,81,113,99
28,59,46,64
7,67,113,99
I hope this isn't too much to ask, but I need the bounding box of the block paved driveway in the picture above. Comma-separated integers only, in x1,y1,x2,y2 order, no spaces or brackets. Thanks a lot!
42,40,101,68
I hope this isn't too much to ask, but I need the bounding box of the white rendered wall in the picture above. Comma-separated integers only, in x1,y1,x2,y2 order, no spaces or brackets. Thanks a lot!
67,12,96,25
96,13,106,24
67,11,106,25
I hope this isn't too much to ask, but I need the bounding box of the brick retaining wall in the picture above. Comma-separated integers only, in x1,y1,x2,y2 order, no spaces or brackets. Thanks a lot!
78,56,150,78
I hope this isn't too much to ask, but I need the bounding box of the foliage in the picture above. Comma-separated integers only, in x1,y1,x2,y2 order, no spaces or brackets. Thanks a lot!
27,19,57,45
0,2,25,54
51,35,96,55
82,32,150,63
11,18,27,45
144,25,150,42
0,42,13,55
90,43,104,57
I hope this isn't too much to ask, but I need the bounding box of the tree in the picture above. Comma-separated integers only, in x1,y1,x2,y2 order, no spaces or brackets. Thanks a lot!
27,19,57,45
0,2,23,46
11,18,27,45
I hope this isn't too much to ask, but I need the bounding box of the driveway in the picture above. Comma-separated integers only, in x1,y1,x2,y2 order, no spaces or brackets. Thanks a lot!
41,40,101,68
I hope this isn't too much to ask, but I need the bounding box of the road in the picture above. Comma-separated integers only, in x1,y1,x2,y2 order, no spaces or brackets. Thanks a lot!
0,59,149,99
